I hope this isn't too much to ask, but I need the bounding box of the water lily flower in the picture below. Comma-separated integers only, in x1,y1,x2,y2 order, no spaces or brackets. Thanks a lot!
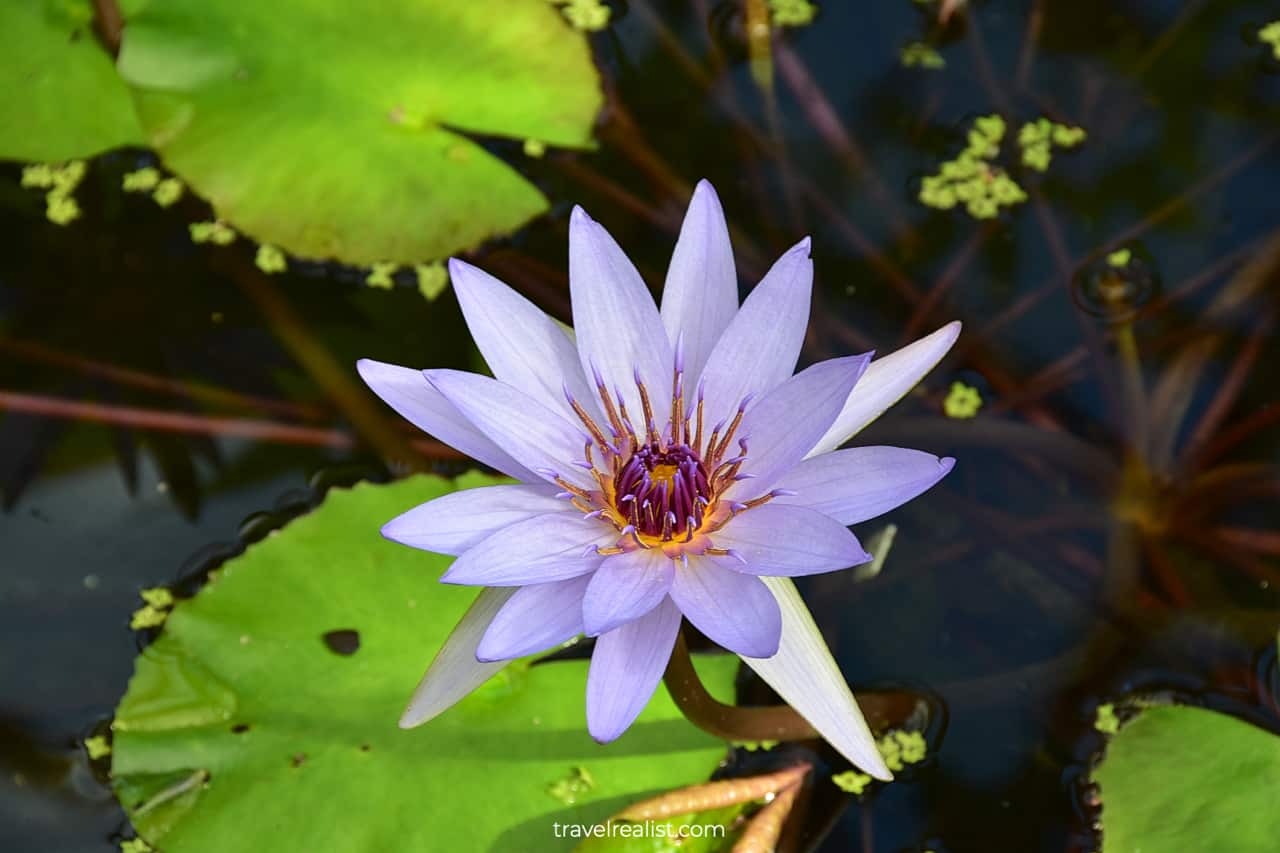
359,181,958,780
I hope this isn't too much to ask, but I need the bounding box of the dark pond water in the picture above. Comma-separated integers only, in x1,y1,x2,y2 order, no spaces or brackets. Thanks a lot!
3,1,1280,851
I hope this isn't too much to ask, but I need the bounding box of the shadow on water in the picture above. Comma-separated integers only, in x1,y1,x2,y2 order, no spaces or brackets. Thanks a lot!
2,0,1279,850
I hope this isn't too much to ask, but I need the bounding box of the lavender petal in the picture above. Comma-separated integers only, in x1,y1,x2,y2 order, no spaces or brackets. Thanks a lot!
582,548,676,636
425,368,594,490
569,206,673,431
672,556,781,657
586,596,682,743
659,180,739,385
475,575,591,661
356,359,536,481
449,258,603,424
713,504,870,577
724,354,871,500
696,238,812,424
774,447,955,524
382,484,571,556
440,514,611,586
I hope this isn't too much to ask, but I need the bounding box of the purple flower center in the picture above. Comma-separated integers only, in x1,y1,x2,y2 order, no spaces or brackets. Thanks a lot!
555,349,784,555
613,443,710,539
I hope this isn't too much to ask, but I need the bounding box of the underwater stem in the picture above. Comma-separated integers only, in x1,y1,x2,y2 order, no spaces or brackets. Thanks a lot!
0,389,462,459
663,627,918,743
90,0,123,55
665,629,818,741
221,258,427,470
0,337,329,421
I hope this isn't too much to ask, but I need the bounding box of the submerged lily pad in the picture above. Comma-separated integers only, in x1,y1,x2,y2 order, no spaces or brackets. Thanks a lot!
0,0,145,160
1093,704,1280,852
110,474,735,852
116,0,602,264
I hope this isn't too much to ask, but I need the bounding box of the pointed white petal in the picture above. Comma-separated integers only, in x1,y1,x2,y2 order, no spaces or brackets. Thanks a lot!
807,321,961,458
740,577,891,779
399,587,515,728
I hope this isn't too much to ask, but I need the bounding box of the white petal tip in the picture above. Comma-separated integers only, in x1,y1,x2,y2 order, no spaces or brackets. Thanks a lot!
398,704,431,729
570,205,593,226
867,761,894,782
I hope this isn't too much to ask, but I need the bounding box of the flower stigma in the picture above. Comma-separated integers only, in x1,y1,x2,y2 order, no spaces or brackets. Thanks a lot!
551,344,789,558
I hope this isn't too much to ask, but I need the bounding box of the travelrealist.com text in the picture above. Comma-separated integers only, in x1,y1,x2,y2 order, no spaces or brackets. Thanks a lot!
552,821,727,841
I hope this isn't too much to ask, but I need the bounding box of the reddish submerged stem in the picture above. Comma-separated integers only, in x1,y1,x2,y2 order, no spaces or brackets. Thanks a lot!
663,627,918,742
0,337,328,421
0,389,463,459
90,0,123,55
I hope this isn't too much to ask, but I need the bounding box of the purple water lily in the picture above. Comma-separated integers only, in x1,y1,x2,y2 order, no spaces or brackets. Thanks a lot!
359,181,958,779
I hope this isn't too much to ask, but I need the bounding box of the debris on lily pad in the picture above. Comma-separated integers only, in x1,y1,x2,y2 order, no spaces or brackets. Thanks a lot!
944,381,983,418
546,766,596,805
523,139,547,158
152,178,185,208
109,475,737,853
1093,703,1280,852
919,115,1026,219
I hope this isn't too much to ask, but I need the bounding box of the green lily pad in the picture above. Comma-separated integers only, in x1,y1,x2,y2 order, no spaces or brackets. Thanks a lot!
111,474,736,852
116,0,602,264
1093,704,1280,852
0,0,145,160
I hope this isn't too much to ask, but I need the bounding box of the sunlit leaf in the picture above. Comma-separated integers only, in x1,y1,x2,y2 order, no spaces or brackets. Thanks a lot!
0,0,145,160
116,0,602,264
1093,704,1280,852
110,474,735,852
